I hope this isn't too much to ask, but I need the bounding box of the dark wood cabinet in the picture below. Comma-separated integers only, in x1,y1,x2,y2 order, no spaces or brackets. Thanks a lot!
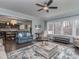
6,32,16,40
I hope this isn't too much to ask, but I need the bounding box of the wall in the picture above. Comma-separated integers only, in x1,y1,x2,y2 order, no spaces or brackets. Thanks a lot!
44,21,47,30
32,20,44,34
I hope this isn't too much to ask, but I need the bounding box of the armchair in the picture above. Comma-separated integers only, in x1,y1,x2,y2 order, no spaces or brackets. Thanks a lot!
74,37,79,48
40,31,49,46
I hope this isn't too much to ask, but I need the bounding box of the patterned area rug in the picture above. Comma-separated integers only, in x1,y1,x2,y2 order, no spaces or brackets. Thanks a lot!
7,43,79,59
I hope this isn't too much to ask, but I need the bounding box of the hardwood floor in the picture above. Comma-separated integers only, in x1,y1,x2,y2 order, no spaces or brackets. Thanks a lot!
4,40,33,53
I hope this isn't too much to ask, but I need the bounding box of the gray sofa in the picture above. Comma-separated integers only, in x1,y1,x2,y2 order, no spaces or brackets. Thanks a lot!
52,35,73,44
74,38,79,48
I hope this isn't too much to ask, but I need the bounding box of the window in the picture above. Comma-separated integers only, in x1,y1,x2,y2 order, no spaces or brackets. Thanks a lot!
47,20,74,36
54,22,62,34
48,24,53,31
47,23,54,34
63,21,72,35
76,20,79,36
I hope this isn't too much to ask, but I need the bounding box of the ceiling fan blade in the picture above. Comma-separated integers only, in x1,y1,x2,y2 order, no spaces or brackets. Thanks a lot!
47,0,53,6
36,3,44,7
38,8,43,11
49,6,58,9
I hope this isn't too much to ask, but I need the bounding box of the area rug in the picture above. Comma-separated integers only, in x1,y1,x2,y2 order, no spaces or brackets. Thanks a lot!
7,43,79,59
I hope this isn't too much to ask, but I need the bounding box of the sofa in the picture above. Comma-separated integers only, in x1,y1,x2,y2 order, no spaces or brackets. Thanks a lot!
16,32,33,44
0,45,7,59
0,39,7,59
53,35,72,44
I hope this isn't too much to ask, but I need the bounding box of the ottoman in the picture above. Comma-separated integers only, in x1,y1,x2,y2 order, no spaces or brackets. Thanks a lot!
33,42,58,59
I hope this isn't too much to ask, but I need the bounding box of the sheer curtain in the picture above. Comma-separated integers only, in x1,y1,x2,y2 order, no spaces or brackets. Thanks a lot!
54,22,62,35
63,21,72,35
76,20,79,36
47,21,73,35
47,20,79,36
47,23,54,34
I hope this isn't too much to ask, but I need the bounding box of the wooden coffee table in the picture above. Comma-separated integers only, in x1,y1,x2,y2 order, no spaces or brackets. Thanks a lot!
33,42,58,59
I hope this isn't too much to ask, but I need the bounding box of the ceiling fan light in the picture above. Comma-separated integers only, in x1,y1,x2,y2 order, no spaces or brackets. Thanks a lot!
43,7,48,10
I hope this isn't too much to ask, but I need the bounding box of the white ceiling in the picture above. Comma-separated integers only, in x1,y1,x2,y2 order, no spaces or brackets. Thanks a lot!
0,0,79,20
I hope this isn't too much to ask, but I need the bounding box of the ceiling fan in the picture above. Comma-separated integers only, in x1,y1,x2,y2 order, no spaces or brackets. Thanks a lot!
36,0,58,12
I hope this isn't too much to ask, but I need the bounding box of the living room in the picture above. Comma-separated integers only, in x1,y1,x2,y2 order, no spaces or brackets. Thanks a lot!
0,0,79,59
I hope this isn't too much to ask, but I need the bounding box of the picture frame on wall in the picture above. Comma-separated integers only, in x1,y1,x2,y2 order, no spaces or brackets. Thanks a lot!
35,25,41,28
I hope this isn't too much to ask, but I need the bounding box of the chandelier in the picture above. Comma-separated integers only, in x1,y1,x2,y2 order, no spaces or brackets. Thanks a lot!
10,20,17,25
